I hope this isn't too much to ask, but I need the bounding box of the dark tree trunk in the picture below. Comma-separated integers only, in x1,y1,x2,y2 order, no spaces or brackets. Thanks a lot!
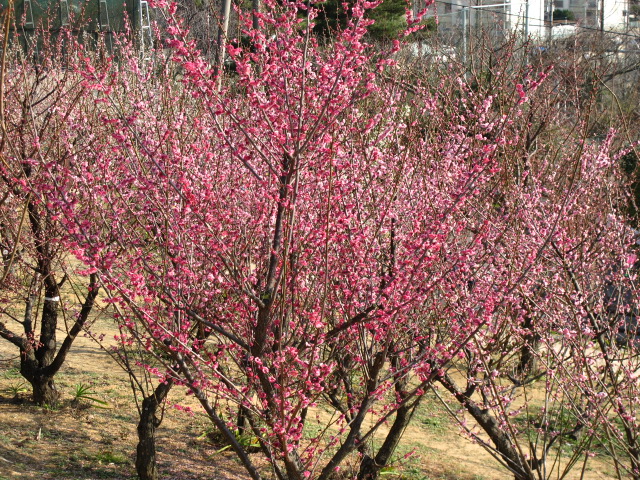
516,313,539,377
10,274,99,406
357,344,418,480
357,401,418,480
136,380,174,480
24,200,61,405
237,404,250,435
31,375,59,405
36,295,60,366
437,373,537,480
20,354,61,406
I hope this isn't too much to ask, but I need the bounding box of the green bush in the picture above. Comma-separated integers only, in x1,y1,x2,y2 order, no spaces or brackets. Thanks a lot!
553,9,576,21
314,0,414,40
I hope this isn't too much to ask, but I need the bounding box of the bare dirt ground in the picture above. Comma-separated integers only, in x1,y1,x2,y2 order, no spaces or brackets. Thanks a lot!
0,317,252,480
0,317,619,480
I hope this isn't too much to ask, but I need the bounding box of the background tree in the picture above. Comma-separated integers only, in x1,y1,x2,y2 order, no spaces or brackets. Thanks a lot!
47,3,636,480
395,31,640,480
313,0,412,40
552,9,576,21
1,0,638,479
0,24,99,405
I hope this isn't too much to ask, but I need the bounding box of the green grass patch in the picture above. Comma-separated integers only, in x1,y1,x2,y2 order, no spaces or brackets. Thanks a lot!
94,450,129,465
2,366,21,379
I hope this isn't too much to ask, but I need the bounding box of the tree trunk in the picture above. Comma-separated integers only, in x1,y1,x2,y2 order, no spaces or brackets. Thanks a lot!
516,313,539,377
16,275,98,406
237,404,250,435
31,375,59,406
20,354,60,406
36,294,59,366
437,373,536,480
136,380,173,480
357,395,420,480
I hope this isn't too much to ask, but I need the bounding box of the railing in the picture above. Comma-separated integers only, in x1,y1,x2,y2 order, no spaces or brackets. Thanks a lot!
23,0,34,28
60,0,70,26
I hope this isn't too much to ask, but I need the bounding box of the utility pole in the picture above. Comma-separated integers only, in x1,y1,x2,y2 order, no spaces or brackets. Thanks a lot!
253,0,260,30
461,2,512,67
524,0,529,39
462,6,468,65
215,0,231,90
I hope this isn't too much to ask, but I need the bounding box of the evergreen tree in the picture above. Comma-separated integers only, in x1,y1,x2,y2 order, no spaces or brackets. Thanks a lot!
314,0,412,41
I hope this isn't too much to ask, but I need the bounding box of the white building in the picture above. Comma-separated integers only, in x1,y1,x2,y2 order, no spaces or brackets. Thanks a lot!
416,0,632,40
553,0,628,30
